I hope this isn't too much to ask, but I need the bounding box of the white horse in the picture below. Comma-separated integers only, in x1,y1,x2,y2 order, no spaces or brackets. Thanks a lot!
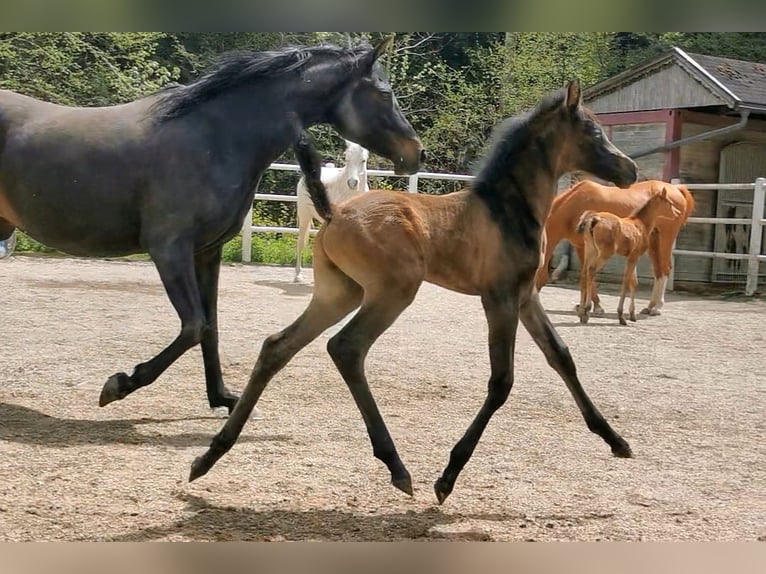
294,139,369,282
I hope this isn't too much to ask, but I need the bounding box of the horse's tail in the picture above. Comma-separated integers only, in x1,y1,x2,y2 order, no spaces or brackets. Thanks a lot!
676,184,695,226
575,210,599,235
293,132,334,222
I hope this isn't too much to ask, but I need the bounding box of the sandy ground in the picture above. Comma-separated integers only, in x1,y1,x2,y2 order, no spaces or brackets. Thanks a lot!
0,256,764,541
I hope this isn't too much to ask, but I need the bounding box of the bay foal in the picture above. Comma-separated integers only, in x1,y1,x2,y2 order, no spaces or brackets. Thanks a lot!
576,187,682,325
190,80,638,504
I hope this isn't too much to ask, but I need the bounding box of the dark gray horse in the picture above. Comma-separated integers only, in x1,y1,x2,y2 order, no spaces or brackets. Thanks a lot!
0,37,425,413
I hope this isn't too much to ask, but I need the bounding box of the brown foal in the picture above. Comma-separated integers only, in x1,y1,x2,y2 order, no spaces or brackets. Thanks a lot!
190,80,638,504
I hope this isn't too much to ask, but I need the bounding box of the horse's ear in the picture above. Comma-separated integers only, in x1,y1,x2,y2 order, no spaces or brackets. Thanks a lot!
565,79,582,112
660,187,668,199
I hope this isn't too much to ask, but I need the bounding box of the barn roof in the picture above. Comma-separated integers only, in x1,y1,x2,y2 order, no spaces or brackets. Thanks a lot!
584,47,766,114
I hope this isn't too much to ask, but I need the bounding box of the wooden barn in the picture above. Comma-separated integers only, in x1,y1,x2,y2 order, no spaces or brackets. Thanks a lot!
553,46,766,288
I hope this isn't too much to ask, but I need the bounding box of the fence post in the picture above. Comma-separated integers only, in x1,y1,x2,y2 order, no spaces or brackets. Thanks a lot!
746,177,765,296
241,206,253,263
408,174,419,193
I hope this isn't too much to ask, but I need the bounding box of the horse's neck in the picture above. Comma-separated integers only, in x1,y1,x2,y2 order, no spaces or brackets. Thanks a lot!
630,201,662,234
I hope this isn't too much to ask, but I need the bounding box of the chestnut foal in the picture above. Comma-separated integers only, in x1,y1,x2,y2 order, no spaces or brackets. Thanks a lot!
190,80,638,504
576,187,682,325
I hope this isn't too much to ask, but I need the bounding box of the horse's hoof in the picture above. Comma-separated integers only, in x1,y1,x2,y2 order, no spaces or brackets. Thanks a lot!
392,472,414,497
99,372,129,407
579,315,589,324
639,307,651,315
618,316,627,326
593,307,606,317
649,308,662,316
629,313,637,322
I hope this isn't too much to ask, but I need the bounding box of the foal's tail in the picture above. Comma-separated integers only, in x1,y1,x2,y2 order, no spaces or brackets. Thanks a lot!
293,132,334,222
575,210,599,235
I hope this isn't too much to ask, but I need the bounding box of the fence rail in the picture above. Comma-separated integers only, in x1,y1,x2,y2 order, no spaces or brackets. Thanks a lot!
242,166,765,296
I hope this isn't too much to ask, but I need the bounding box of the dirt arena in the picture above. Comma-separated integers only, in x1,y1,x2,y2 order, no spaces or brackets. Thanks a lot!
0,256,763,541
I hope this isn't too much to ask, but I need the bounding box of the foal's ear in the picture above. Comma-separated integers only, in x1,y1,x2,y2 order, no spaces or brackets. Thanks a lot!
565,79,582,112
372,35,395,61
660,187,668,199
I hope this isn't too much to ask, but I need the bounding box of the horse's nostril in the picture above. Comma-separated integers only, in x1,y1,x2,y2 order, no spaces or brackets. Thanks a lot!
420,149,427,163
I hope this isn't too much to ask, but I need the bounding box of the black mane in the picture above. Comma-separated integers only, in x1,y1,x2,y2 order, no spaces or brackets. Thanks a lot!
152,44,370,122
470,88,567,252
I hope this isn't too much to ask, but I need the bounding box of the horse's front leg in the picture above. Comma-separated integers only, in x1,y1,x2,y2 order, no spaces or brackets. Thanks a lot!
194,245,241,413
434,288,519,504
99,240,210,407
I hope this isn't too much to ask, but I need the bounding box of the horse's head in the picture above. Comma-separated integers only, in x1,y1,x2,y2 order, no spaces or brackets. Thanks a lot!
553,79,637,189
328,37,425,176
343,140,369,191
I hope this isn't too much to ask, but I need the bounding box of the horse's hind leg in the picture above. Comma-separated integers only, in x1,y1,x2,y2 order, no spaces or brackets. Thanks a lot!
190,248,363,481
326,282,421,497
434,289,519,504
194,245,240,413
520,291,632,458
99,241,209,407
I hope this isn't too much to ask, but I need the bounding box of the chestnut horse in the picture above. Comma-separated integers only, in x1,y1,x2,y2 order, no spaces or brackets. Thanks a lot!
0,38,424,414
189,80,638,504
576,187,682,325
536,180,694,316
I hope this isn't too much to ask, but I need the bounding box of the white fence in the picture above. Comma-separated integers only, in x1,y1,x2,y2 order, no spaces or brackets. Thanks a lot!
667,177,765,297
242,167,766,297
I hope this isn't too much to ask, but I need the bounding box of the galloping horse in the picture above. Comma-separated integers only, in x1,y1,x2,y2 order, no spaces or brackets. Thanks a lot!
536,180,694,316
294,139,369,282
0,38,424,413
576,187,682,325
189,80,638,504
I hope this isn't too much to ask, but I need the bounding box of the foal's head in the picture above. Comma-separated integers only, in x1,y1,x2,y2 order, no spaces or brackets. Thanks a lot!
342,139,369,191
541,80,637,188
326,37,425,175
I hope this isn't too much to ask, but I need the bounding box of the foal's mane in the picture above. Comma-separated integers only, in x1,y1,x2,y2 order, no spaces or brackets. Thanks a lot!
469,88,567,250
152,44,370,122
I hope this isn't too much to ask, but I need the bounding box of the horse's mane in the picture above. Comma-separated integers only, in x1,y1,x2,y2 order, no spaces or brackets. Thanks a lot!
152,43,370,122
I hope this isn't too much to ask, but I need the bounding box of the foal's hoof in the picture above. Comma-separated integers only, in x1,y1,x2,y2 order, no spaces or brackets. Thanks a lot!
99,372,130,407
618,316,628,326
593,306,606,317
189,453,213,482
629,313,637,322
579,314,589,324
640,307,662,316
433,477,454,505
611,440,634,458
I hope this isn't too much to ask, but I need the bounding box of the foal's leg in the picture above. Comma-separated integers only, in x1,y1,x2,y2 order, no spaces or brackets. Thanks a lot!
100,241,209,407
327,283,421,496
194,245,240,412
577,261,592,324
520,291,632,457
434,291,519,504
626,259,639,322
616,262,634,326
190,259,363,481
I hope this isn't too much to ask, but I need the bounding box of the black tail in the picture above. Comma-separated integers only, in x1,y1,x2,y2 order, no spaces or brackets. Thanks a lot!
293,131,333,222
